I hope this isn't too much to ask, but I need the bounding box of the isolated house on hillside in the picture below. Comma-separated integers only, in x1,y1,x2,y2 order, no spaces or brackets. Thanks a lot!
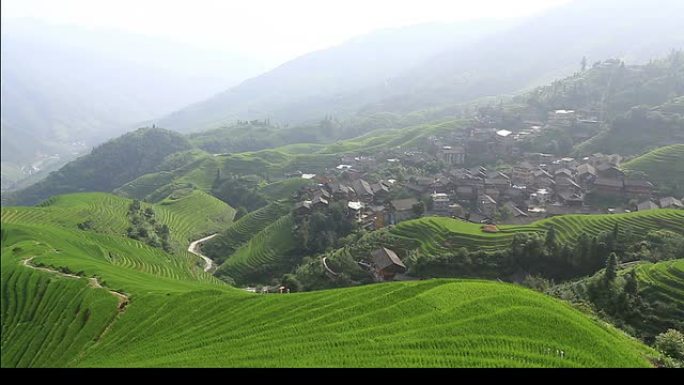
371,247,407,280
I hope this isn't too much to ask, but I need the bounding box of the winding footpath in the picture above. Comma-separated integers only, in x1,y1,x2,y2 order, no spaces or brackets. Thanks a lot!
321,257,340,277
22,257,129,310
187,233,218,272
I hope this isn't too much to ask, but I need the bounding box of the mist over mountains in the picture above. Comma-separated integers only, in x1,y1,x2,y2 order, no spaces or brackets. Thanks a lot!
2,0,683,191
0,19,269,189
159,0,684,132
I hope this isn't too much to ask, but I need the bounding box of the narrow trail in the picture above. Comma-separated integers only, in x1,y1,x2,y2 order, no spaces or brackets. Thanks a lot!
321,257,340,277
22,257,129,310
187,233,218,273
21,256,130,351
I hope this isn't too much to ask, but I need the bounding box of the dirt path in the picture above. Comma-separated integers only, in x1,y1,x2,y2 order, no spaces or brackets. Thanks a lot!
22,257,129,310
187,234,218,273
321,257,340,277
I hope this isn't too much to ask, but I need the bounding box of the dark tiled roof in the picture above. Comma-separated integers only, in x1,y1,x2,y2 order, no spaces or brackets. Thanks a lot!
637,201,659,211
594,177,623,188
660,197,683,208
624,180,654,188
371,247,406,271
391,198,419,211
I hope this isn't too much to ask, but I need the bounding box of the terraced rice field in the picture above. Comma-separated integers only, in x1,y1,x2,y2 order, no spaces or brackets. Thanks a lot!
636,259,684,306
73,279,655,367
548,259,684,340
0,191,671,367
633,259,684,335
1,192,235,250
155,190,235,243
622,144,684,193
216,214,296,280
202,201,290,263
114,152,220,201
388,210,684,254
1,204,661,367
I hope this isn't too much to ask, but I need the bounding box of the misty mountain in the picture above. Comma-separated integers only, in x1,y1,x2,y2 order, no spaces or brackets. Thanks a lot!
362,0,684,114
2,128,193,206
0,19,268,190
159,0,684,133
158,20,517,132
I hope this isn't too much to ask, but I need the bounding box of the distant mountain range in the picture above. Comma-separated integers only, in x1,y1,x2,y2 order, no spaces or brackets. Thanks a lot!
159,0,684,132
0,19,270,190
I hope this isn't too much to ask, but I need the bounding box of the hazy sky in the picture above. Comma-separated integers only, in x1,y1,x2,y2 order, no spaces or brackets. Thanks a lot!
3,0,570,64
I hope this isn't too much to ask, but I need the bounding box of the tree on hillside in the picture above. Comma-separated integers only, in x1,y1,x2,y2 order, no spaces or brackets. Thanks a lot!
581,56,588,72
545,225,558,252
412,202,425,217
655,329,684,361
604,252,619,283
624,269,639,297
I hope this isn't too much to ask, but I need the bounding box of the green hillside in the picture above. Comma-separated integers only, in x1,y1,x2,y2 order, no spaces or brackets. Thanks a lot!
1,192,235,252
2,193,663,367
364,210,684,256
1,225,655,367
549,259,684,342
202,201,291,263
622,144,684,196
216,214,297,284
2,128,193,206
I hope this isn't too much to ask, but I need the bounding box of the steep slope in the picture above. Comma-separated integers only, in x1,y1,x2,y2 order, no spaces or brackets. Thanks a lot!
351,210,684,256
365,0,684,115
202,201,291,264
159,0,684,134
2,128,193,206
0,223,655,367
549,259,684,342
158,21,515,131
0,19,265,190
622,144,684,196
1,192,235,253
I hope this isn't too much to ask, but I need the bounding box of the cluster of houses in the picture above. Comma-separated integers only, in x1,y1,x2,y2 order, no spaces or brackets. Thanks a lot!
289,148,681,232
292,172,417,230
286,107,681,229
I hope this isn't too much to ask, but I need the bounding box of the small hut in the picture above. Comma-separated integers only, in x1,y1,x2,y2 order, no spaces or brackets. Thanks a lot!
371,247,407,280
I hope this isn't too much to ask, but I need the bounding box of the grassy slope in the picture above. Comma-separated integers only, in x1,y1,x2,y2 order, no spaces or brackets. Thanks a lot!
622,144,684,195
387,210,684,255
633,259,684,335
216,214,296,282
0,192,234,247
549,259,684,340
0,193,663,368
212,209,684,283
202,201,291,263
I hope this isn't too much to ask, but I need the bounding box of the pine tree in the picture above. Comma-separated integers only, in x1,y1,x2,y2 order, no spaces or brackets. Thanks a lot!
624,269,639,297
545,225,558,251
604,252,619,283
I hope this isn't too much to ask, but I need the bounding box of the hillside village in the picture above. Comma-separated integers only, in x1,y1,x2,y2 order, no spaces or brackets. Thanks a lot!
289,108,683,237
